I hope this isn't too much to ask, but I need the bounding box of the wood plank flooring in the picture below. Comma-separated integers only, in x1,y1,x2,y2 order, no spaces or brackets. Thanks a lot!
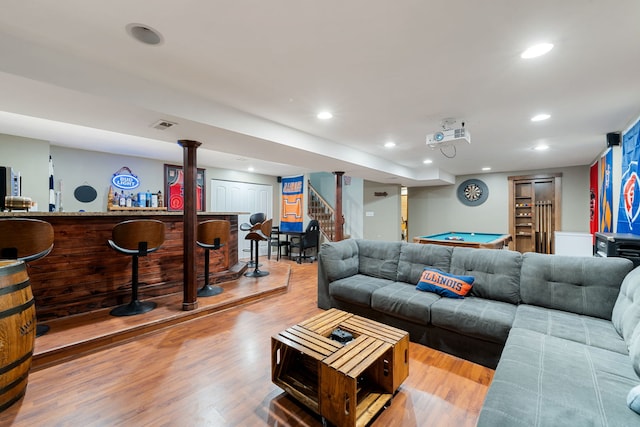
1,259,493,426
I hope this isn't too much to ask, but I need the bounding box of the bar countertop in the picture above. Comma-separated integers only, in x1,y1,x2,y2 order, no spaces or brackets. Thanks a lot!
0,211,247,217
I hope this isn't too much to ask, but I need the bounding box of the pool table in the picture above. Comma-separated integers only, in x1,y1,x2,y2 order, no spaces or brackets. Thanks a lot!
413,232,512,249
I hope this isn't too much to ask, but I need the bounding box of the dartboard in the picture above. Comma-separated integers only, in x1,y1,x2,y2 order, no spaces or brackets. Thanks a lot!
457,179,489,206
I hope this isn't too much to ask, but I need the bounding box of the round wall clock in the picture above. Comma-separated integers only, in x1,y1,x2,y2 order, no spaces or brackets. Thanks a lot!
457,179,489,206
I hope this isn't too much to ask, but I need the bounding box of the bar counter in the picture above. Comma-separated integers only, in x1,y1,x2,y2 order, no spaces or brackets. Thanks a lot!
0,211,245,320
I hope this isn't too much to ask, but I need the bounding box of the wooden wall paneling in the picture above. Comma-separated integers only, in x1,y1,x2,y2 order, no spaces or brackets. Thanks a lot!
1,213,243,320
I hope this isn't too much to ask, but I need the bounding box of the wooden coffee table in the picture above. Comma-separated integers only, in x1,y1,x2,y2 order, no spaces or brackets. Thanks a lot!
271,309,409,427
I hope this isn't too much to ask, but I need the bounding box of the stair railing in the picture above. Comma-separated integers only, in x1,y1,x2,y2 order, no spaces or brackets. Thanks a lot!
307,182,338,241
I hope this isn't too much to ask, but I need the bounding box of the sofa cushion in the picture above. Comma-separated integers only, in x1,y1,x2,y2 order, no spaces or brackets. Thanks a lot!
520,252,633,320
513,304,628,354
430,297,516,344
630,324,640,378
356,240,401,281
449,247,522,304
318,239,359,282
477,328,640,427
371,281,441,325
328,274,394,307
397,242,452,284
629,384,640,415
416,268,474,298
612,266,640,344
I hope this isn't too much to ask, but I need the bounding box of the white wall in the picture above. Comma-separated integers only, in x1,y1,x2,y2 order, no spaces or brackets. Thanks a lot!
0,134,50,210
0,135,279,213
51,145,165,212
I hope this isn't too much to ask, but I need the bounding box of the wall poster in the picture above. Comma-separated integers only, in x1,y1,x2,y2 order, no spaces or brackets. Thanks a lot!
590,160,599,239
600,149,613,233
280,175,304,233
164,164,205,211
616,119,640,233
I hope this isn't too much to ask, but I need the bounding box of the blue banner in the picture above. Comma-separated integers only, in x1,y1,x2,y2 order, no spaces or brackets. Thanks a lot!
280,175,304,233
617,120,640,233
600,149,613,232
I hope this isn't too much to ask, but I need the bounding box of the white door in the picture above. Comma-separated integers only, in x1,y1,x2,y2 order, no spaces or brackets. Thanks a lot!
210,179,273,258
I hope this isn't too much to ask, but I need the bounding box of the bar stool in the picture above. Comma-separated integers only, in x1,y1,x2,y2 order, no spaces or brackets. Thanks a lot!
240,212,265,267
197,220,230,297
244,218,272,277
0,218,54,337
108,219,165,317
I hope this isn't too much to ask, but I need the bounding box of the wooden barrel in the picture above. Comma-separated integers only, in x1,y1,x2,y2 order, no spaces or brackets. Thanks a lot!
0,260,35,412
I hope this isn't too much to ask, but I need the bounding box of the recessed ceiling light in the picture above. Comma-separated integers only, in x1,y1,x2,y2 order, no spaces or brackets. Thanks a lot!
482,167,492,171
126,23,163,46
534,144,549,151
247,166,255,172
423,159,433,164
521,43,554,59
531,113,551,122
317,111,333,120
384,141,396,148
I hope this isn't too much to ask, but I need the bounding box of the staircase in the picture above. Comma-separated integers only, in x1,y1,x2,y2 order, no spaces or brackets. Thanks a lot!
308,182,338,241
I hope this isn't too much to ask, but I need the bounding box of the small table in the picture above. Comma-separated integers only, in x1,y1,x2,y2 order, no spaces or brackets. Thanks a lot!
413,231,512,249
271,309,409,427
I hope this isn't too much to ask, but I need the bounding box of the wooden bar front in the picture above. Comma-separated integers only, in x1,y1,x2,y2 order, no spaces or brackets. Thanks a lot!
0,211,244,321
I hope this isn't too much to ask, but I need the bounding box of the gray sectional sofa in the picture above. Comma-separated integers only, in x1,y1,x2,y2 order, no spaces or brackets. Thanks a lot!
317,239,640,426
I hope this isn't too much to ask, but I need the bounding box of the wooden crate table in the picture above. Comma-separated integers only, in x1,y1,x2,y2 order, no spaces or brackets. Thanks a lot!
271,309,409,427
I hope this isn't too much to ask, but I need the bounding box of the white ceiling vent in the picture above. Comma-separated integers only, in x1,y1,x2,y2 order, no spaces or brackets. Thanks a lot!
151,120,177,130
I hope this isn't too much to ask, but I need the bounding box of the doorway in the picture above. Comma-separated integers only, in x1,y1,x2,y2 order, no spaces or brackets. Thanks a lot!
210,179,273,257
401,186,408,241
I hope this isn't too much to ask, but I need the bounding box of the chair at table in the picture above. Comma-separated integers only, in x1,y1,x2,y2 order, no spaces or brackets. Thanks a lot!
0,218,55,337
197,220,230,297
289,220,320,264
244,218,272,277
108,219,165,317
239,212,266,267
268,225,289,261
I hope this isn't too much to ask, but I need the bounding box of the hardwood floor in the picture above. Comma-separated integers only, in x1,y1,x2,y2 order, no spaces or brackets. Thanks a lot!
1,259,493,426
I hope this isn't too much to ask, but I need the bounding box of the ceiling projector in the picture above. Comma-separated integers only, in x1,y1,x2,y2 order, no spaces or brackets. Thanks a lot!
426,127,471,147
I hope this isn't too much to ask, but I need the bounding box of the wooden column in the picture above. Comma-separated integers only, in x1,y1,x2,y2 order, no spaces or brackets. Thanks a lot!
334,171,345,241
178,139,202,311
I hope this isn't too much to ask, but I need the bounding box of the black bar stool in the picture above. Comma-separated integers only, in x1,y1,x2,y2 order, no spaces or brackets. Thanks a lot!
0,218,54,337
244,218,272,277
240,212,265,267
108,219,165,317
197,220,230,297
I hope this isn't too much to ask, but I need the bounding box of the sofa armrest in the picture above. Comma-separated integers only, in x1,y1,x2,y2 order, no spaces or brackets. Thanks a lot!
317,240,359,309
317,252,334,309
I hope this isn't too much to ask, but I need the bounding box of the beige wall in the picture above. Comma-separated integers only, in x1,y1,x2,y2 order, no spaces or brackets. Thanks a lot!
407,165,590,240
0,133,598,240
363,181,402,241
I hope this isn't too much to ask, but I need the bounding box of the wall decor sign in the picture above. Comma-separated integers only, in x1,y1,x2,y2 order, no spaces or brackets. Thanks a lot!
280,175,304,233
164,164,205,211
111,166,140,190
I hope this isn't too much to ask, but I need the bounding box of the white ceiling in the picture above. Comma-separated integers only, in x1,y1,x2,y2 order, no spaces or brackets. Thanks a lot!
0,1,639,186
